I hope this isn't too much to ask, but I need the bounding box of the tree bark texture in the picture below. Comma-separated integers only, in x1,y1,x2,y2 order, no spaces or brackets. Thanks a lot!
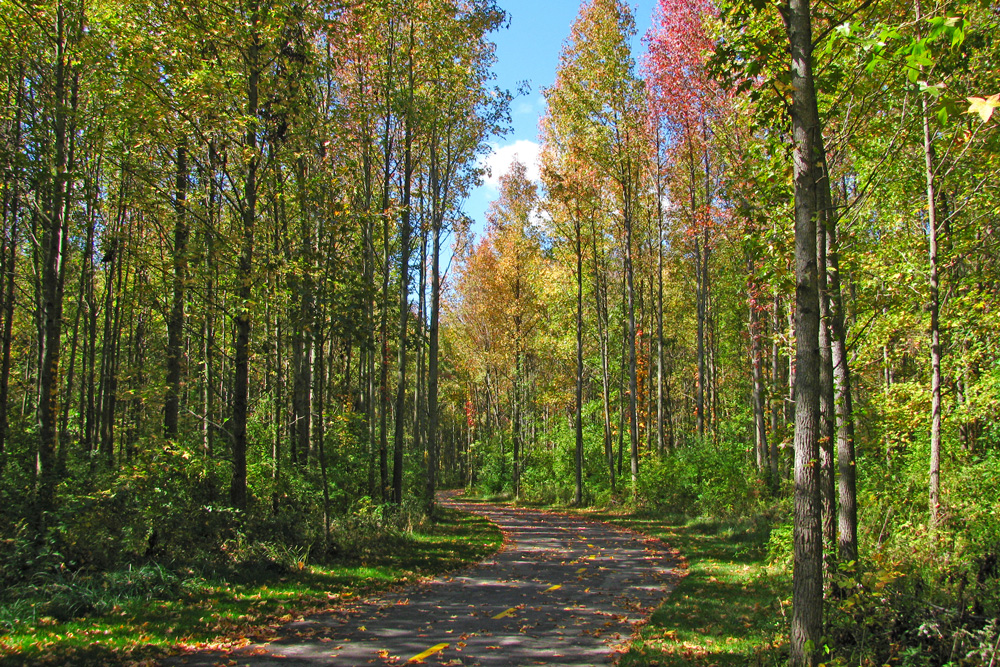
164,142,188,439
784,0,825,661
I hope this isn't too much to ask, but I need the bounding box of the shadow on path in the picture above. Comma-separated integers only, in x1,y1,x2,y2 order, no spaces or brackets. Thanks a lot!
165,495,681,666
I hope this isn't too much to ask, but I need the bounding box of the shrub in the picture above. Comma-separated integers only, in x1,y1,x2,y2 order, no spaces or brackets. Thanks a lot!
637,440,768,518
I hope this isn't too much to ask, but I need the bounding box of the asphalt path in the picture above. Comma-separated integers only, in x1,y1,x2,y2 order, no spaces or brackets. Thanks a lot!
166,495,680,666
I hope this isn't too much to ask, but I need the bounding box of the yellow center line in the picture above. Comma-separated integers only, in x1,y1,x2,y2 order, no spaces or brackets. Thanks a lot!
545,584,562,592
493,607,517,619
408,642,449,663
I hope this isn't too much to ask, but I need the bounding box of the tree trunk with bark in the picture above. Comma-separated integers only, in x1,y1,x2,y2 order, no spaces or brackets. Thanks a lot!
37,1,80,515
164,142,188,440
574,214,584,505
783,0,825,661
817,211,837,572
230,8,260,511
391,64,414,505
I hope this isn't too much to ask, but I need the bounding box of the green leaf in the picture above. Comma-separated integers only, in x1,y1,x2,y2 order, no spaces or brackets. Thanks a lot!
918,81,944,98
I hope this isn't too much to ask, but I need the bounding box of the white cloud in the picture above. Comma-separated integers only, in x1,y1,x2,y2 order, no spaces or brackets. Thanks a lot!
480,140,542,190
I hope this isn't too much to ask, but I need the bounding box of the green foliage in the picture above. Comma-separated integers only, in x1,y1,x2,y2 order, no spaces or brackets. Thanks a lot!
470,435,512,498
765,518,793,571
1,564,185,627
817,446,1000,666
61,443,235,570
327,495,428,560
637,441,770,519
518,412,610,505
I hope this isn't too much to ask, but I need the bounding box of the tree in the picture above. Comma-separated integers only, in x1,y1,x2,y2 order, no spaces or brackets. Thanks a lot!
781,0,825,661
545,0,648,495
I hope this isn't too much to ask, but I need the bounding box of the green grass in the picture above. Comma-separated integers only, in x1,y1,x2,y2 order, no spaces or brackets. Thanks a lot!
577,509,791,667
0,506,502,667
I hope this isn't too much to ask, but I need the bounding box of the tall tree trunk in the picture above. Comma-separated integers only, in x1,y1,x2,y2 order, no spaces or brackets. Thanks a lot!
377,19,396,505
315,332,331,539
0,63,24,468
60,178,94,453
693,220,705,436
701,130,715,440
73,166,100,447
37,1,78,514
512,348,521,499
272,308,282,514
414,218,426,473
358,98,377,495
817,208,837,573
574,214,584,505
769,291,783,489
0,165,18,468
655,132,666,455
231,10,261,511
98,182,128,463
828,220,857,563
750,283,768,475
392,60,414,505
379,206,391,501
589,215,615,492
165,142,188,439
425,193,442,517
917,1,943,527
685,132,707,440
292,158,314,465
784,0,824,661
625,216,639,495
202,143,219,456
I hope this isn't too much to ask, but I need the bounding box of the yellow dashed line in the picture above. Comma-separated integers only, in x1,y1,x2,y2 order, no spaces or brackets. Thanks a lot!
408,642,449,663
493,607,517,619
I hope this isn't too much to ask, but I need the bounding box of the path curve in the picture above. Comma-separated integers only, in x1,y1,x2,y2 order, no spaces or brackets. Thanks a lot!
167,495,680,666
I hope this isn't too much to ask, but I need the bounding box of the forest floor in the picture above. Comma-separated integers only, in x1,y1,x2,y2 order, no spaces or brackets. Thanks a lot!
155,494,681,666
0,504,501,667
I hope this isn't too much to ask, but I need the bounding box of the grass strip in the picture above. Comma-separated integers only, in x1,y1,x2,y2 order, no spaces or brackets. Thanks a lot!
0,506,501,667
576,509,791,666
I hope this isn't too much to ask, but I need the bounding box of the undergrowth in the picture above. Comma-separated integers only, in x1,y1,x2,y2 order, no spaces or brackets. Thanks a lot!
0,504,501,667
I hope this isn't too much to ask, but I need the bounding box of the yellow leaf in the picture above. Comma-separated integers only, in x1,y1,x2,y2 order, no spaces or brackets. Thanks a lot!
966,94,1000,122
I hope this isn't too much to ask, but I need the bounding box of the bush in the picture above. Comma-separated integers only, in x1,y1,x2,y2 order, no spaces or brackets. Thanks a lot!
518,416,608,505
54,443,236,569
637,440,769,518
827,444,1000,666
0,564,185,626
326,496,427,560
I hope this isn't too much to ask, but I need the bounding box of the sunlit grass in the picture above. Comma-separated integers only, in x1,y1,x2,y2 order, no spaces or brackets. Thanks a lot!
579,510,790,667
0,506,501,667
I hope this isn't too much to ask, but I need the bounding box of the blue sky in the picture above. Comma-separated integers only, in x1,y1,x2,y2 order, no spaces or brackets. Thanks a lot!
463,0,660,235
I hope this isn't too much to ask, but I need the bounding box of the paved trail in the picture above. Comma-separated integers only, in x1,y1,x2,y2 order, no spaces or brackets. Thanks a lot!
167,496,680,666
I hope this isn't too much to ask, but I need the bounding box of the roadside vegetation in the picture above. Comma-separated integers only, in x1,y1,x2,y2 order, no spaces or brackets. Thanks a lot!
484,441,1000,667
0,505,501,666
